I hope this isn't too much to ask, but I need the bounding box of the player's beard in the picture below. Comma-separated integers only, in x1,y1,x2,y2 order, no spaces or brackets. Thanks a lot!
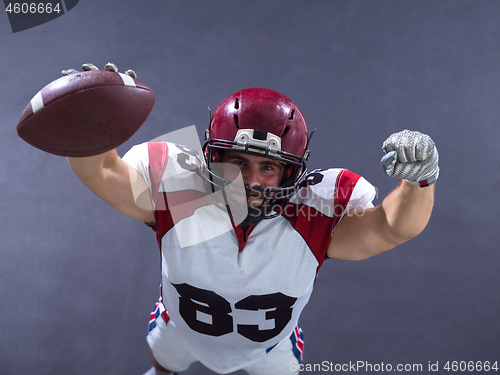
239,187,280,226
224,184,283,226
247,191,264,208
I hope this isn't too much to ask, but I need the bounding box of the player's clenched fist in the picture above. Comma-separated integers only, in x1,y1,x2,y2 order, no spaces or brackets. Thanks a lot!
381,129,439,187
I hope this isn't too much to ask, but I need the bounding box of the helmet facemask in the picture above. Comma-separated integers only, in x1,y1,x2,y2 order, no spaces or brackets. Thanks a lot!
202,129,308,226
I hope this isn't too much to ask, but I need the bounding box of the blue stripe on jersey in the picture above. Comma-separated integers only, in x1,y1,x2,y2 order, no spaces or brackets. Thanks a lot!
266,343,278,353
267,322,304,362
290,322,304,364
148,302,161,333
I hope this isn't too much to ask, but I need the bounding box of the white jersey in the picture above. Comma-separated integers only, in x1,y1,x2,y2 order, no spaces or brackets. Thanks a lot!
123,142,376,373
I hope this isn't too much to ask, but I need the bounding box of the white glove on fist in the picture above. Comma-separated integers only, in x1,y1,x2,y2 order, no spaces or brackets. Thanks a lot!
381,129,439,187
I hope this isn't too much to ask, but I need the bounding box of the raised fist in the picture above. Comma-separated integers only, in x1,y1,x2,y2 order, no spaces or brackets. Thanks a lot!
381,129,439,187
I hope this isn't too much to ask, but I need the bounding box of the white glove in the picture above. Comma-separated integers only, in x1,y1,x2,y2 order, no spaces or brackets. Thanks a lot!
381,129,439,187
61,62,137,78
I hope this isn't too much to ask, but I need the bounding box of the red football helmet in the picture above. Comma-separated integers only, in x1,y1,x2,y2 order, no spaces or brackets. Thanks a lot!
203,88,312,224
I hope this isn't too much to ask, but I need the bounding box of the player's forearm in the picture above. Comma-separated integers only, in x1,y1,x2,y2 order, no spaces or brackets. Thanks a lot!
67,149,119,187
381,180,435,245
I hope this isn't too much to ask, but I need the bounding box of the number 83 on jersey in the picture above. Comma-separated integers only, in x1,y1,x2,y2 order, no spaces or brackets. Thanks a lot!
173,283,298,343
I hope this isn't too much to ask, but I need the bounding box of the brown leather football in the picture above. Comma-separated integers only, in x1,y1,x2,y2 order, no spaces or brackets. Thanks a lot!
16,69,155,157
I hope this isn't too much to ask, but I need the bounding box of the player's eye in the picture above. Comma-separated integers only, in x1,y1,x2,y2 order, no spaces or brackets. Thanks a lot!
232,160,246,167
263,163,281,172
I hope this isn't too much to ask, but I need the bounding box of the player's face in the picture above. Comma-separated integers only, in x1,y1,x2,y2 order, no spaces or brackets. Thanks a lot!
220,151,285,207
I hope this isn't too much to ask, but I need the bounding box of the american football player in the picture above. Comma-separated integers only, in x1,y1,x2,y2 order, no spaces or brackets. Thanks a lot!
67,67,438,375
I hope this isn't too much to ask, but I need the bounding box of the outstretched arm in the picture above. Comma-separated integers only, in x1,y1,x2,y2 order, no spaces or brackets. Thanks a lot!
63,63,155,224
328,130,439,260
329,180,435,260
68,150,155,224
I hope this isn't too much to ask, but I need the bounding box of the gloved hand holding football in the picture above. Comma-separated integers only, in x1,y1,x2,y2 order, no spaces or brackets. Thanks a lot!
62,62,137,79
381,129,439,187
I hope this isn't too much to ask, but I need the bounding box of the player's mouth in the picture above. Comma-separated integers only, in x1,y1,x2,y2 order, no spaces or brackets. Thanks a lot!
247,191,264,206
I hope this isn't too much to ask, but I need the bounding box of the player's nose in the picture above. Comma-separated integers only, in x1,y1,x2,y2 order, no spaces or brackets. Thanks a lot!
243,166,263,188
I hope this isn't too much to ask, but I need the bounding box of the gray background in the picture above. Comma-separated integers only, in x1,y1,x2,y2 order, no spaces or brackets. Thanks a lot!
1,1,499,374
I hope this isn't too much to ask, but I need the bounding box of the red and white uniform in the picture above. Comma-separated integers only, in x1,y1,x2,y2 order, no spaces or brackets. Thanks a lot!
123,142,376,374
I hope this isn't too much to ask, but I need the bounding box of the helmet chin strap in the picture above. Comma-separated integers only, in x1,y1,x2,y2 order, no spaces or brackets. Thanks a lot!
219,182,286,227
238,185,288,226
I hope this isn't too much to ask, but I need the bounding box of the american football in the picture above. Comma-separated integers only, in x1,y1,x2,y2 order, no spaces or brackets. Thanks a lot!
16,69,155,157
